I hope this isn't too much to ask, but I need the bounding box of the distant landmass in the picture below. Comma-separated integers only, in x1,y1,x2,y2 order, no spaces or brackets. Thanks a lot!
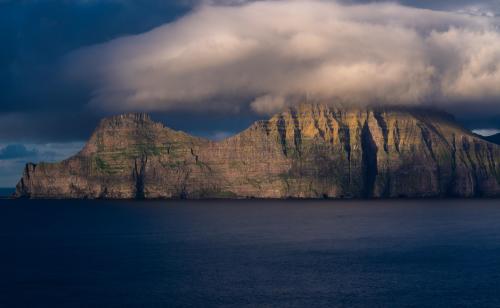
15,104,500,199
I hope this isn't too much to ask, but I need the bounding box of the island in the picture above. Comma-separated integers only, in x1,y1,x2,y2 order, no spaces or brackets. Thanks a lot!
15,104,500,199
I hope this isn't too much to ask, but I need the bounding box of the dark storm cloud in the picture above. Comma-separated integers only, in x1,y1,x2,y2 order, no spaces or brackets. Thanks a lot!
0,144,37,160
0,0,190,141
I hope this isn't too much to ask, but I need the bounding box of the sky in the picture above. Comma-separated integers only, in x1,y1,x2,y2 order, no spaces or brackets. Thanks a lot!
1,0,500,187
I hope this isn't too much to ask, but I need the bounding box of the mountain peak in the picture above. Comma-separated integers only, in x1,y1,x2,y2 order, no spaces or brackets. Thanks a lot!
98,112,154,128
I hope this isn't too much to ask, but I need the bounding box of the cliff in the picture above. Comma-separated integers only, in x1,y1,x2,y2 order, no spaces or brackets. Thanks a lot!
15,104,500,199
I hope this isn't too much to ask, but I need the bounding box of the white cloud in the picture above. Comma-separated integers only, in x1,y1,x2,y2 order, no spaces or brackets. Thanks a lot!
67,0,500,115
473,129,500,136
251,95,287,115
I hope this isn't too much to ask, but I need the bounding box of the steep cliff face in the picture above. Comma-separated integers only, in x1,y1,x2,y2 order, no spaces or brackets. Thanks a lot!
16,105,500,199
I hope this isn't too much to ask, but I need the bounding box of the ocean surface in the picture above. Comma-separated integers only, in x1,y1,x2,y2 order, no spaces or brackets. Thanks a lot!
0,188,14,198
1,199,500,307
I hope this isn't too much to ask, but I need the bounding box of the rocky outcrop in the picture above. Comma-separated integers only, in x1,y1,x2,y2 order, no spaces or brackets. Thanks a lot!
15,105,500,199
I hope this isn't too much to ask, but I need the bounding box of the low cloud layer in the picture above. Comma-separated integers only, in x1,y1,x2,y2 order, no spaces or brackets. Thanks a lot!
473,128,500,136
68,0,500,115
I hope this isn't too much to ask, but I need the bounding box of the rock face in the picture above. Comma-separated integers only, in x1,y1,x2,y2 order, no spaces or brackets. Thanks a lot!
16,104,500,199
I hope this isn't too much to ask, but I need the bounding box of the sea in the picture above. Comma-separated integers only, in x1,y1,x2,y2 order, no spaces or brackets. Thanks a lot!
0,188,14,198
1,198,500,307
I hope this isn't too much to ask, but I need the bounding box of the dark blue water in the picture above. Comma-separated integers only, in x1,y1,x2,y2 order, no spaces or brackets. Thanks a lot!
0,188,14,198
1,199,500,307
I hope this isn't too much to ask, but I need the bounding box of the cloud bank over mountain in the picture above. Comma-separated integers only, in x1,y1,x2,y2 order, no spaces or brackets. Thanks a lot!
67,0,500,115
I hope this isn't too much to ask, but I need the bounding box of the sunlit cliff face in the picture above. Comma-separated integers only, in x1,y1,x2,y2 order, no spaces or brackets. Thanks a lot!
67,0,500,115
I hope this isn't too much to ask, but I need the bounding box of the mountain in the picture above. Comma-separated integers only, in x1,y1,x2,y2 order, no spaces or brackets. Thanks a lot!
485,133,500,145
15,104,500,199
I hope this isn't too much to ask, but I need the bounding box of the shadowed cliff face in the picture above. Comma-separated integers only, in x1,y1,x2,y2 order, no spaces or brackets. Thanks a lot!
15,105,500,199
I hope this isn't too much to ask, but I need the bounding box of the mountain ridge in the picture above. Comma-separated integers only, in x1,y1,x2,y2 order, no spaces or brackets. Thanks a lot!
16,104,500,199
